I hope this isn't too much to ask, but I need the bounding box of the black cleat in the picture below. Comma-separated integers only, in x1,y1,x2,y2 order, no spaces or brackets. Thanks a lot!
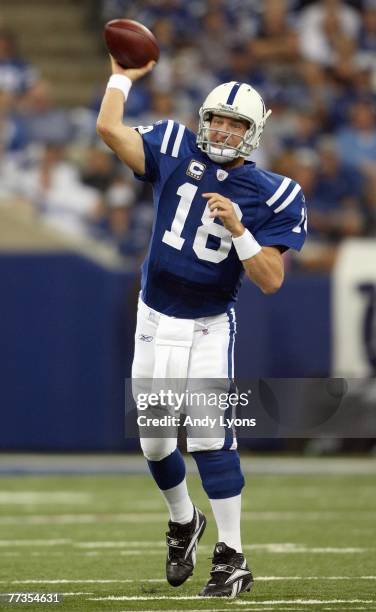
199,541,253,598
166,506,206,587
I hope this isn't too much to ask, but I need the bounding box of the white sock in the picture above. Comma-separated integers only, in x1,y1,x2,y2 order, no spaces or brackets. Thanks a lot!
161,478,194,524
210,494,242,552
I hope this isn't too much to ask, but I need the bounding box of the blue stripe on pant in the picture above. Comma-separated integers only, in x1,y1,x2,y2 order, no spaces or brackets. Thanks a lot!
223,308,236,450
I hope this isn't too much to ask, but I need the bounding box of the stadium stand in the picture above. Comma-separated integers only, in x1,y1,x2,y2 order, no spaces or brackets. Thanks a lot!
0,0,375,451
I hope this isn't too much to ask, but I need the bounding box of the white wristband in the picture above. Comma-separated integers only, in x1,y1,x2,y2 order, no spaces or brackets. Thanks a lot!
232,229,262,260
106,74,132,101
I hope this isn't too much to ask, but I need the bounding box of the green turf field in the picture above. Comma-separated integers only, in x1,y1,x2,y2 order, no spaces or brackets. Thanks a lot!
0,460,375,611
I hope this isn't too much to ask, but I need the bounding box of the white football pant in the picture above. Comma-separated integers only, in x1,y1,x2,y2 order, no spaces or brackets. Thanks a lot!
132,296,237,458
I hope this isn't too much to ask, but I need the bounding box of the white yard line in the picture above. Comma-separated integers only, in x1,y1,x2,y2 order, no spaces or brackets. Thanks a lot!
77,541,165,548
0,514,99,525
89,596,244,601
89,596,376,604
0,592,93,596
1,552,66,557
76,541,369,554
257,576,376,580
0,510,374,525
0,539,70,546
0,579,165,584
229,600,375,606
118,610,282,612
61,592,94,596
245,544,367,553
0,538,370,555
119,609,280,612
0,492,91,504
1,576,375,585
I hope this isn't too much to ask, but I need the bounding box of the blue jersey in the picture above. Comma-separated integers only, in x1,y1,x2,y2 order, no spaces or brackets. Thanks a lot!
134,120,307,318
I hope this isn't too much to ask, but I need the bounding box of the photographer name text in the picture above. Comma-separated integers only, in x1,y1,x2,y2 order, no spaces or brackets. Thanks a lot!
137,415,256,428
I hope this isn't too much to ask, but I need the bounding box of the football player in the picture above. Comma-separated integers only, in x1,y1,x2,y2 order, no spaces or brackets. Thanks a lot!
97,57,307,598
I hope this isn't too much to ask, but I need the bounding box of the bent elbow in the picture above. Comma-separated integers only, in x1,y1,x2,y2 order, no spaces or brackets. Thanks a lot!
96,121,121,146
260,278,283,295
261,285,279,295
96,121,112,139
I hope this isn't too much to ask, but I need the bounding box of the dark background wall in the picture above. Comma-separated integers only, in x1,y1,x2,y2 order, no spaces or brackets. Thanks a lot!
0,253,330,451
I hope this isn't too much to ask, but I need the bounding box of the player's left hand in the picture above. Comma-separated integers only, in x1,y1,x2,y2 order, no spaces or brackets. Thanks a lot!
203,193,244,237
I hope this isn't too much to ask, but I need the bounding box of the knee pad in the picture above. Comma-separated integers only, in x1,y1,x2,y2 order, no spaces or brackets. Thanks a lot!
191,449,245,499
147,447,186,491
140,437,176,462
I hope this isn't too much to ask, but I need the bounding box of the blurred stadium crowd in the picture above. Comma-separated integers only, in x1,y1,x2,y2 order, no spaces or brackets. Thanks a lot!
0,0,375,270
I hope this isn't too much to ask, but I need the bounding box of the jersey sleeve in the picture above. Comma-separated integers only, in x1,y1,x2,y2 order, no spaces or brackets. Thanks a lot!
253,171,307,251
133,120,186,184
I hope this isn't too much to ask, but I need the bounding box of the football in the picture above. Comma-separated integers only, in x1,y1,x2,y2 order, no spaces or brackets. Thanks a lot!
104,19,160,69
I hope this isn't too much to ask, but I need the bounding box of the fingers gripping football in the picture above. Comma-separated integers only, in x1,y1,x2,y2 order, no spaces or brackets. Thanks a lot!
110,55,156,81
203,192,244,237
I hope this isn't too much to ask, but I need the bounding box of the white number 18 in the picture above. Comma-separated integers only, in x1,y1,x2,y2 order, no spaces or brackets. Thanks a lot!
162,182,242,264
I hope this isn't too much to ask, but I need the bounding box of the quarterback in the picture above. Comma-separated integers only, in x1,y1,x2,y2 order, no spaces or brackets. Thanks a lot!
97,58,306,598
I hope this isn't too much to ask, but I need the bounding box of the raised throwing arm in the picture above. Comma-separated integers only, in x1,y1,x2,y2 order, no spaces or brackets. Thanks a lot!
96,56,155,175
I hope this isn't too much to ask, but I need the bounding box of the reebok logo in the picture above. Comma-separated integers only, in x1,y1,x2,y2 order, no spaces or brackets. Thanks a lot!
139,334,153,342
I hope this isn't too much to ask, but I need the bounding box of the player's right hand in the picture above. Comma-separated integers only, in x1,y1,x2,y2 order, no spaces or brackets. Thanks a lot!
110,55,155,81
